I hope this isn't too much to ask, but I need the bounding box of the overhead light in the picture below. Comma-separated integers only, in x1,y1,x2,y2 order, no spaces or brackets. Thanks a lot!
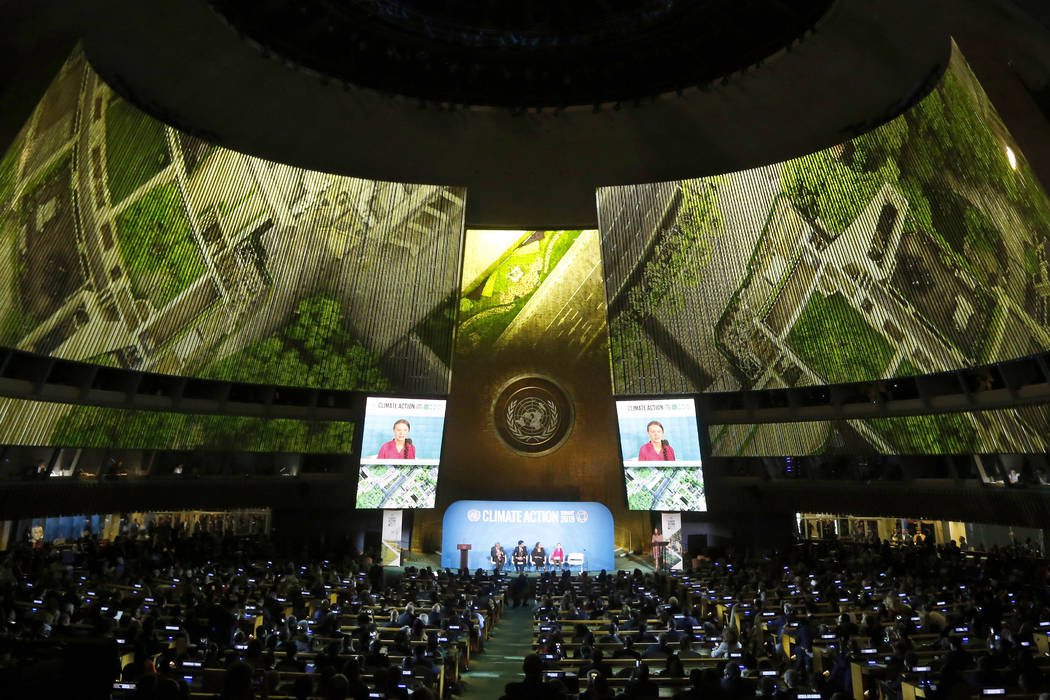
1005,145,1018,171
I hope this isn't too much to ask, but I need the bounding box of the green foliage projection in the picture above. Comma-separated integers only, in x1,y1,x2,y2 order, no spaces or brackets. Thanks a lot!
105,99,171,204
870,413,979,454
458,230,581,352
610,182,721,387
786,292,894,384
0,137,19,211
49,405,355,453
628,489,654,510
783,65,1050,291
203,295,389,391
48,295,386,453
115,181,204,309
781,150,896,234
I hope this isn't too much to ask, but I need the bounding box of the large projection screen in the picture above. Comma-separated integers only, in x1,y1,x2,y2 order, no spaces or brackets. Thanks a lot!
0,46,463,452
599,41,1050,401
355,396,446,508
616,398,707,511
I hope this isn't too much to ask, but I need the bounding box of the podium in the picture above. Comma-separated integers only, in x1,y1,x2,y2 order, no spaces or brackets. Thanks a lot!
457,544,471,570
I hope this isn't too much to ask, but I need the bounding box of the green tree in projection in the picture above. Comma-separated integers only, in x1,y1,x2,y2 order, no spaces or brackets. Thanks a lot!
115,181,205,309
870,413,979,454
781,149,899,234
205,294,389,392
49,403,354,453
786,292,894,384
357,488,385,509
628,489,655,510
51,406,186,449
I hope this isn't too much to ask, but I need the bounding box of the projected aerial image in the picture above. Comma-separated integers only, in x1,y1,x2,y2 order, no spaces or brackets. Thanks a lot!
600,42,1050,456
0,47,464,451
457,229,605,358
707,402,1050,457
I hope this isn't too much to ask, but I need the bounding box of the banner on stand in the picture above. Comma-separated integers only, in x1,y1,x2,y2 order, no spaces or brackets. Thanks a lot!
661,512,684,570
381,510,403,566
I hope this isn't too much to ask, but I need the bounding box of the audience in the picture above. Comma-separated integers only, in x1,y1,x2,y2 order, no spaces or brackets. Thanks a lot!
501,536,1050,700
0,523,505,699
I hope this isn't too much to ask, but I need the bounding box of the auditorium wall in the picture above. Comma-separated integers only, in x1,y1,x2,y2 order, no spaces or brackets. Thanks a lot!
706,404,1050,456
0,396,354,453
599,41,1050,398
413,229,648,552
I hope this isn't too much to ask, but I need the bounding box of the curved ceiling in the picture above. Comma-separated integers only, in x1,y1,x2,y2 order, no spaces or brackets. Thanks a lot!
0,0,1048,227
207,0,832,107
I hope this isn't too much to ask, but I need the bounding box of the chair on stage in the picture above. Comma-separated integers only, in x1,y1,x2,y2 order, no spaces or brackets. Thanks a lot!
566,552,585,573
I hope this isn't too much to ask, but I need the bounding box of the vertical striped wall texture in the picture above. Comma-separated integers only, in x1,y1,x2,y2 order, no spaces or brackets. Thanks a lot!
599,42,1050,404
0,46,465,405
0,397,354,453
706,404,1050,457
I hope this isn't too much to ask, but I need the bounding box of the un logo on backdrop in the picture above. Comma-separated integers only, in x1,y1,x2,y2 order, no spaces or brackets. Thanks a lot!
467,509,482,522
493,376,574,456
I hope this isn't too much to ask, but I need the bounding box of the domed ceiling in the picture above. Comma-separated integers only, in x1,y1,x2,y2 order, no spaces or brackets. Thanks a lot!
208,0,833,107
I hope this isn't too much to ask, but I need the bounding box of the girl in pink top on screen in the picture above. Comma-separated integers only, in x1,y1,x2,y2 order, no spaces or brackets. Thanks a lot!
376,419,416,459
638,420,675,461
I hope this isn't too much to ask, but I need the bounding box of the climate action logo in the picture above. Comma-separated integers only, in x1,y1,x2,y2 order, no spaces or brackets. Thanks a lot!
492,376,574,456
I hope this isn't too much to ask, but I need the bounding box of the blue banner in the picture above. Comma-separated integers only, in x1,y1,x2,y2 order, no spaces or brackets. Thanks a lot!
441,500,614,572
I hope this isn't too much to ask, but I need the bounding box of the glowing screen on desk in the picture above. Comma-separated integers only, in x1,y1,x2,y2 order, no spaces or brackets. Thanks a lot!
616,397,706,511
355,396,446,509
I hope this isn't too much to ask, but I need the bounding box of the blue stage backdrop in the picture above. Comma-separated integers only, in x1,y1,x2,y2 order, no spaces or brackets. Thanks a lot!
442,501,614,572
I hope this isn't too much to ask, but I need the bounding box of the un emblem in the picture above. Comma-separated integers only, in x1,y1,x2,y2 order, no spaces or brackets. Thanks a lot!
467,509,482,522
492,376,573,456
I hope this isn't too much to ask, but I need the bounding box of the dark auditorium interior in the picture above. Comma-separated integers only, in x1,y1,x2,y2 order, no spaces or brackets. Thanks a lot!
5,0,1050,698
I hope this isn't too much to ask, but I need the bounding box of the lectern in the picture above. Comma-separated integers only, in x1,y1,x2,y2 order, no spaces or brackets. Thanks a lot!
456,544,471,570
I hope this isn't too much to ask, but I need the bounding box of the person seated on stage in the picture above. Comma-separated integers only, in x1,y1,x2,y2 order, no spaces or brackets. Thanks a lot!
531,542,547,572
512,541,529,573
490,542,507,572
550,543,565,571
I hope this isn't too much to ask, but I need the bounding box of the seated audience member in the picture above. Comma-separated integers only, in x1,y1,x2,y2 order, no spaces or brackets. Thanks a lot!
501,653,567,700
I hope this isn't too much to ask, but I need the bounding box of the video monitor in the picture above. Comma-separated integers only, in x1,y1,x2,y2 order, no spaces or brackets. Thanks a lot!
355,397,446,508
616,398,707,511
